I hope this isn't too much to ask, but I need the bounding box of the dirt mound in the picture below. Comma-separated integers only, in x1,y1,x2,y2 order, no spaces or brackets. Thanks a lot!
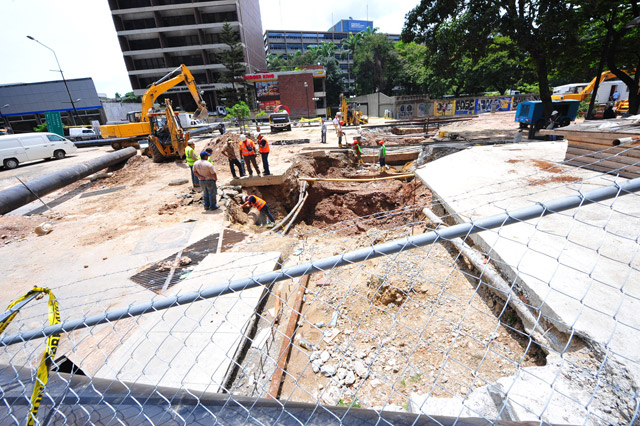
103,154,155,186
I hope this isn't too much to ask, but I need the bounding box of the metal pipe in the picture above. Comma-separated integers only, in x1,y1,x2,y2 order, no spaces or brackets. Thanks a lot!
2,177,639,346
0,147,136,215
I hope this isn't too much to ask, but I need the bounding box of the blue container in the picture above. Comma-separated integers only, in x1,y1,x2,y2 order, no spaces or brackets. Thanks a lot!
515,100,580,130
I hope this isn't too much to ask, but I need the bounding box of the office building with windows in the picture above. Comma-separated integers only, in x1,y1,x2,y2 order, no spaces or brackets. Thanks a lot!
264,20,400,95
107,0,267,112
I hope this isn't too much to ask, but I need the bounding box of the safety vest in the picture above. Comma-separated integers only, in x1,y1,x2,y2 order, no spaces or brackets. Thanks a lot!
249,195,266,210
208,157,214,165
185,146,199,166
379,145,386,157
239,140,256,157
353,143,362,154
257,137,270,153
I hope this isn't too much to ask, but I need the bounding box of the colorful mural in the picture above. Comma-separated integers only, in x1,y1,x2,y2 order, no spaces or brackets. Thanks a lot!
434,100,455,116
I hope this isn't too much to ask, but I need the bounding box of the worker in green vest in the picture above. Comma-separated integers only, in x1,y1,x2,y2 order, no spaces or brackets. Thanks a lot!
185,140,200,188
378,140,387,173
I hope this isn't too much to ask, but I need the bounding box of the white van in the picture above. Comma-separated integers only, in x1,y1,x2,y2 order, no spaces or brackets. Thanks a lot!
68,127,97,141
0,132,78,170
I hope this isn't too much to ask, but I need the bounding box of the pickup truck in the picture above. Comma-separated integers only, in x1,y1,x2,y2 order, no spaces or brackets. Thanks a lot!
269,112,292,132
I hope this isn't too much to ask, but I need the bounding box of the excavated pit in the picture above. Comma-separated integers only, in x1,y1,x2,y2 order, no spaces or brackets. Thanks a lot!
226,152,430,235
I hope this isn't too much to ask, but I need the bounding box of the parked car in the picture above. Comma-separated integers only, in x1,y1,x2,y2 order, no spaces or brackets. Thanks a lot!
269,112,292,132
68,127,98,141
0,132,78,170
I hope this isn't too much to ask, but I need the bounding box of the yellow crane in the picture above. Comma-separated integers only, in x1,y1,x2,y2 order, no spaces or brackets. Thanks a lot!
100,65,208,149
551,70,631,102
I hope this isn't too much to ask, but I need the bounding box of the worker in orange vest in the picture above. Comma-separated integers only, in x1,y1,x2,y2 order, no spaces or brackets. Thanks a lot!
241,194,275,226
254,132,271,176
238,134,261,177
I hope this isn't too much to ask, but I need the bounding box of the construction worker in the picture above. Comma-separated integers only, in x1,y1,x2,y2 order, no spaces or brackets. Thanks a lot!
255,132,271,176
378,140,387,173
241,194,275,226
222,138,244,178
185,140,200,188
353,138,363,167
321,118,327,143
193,151,219,211
239,134,261,177
204,147,215,165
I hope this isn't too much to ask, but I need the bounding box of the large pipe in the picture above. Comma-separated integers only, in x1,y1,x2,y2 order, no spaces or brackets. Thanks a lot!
0,147,137,215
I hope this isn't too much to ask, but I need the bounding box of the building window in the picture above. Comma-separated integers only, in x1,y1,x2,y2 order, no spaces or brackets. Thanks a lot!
203,33,221,44
161,15,196,27
166,34,200,47
114,0,152,9
134,57,166,69
129,38,162,50
201,11,238,23
123,18,156,30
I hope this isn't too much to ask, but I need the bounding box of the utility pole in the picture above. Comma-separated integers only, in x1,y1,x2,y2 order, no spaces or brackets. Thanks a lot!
27,35,79,125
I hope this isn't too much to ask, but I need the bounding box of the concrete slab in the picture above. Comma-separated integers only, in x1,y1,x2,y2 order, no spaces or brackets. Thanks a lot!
229,163,291,187
91,250,281,393
414,141,640,422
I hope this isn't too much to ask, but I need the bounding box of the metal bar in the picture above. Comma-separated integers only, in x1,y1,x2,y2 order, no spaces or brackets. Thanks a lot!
15,177,52,211
2,177,639,347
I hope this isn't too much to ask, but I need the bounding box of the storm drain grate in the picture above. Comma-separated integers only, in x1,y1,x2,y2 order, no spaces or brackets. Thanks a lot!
79,186,126,198
221,229,247,252
130,232,220,293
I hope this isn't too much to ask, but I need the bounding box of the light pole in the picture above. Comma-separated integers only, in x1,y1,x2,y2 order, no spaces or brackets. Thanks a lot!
304,82,310,118
27,35,79,125
0,104,11,133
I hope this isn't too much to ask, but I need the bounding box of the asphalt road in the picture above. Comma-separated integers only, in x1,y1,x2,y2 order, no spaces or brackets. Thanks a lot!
0,145,114,192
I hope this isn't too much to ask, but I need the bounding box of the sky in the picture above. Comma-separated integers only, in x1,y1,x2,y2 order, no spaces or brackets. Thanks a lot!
0,0,418,98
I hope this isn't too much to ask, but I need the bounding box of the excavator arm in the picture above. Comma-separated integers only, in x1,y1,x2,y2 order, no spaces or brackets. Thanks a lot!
141,65,208,122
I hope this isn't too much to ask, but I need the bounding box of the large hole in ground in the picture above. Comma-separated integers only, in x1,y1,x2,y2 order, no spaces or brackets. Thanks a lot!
227,152,430,234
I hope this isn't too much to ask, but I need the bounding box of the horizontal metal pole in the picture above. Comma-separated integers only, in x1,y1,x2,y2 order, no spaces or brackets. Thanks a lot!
2,177,639,347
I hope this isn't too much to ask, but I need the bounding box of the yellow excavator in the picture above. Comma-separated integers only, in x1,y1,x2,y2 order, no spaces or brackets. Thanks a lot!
340,94,368,126
100,64,208,150
144,98,190,163
551,70,631,102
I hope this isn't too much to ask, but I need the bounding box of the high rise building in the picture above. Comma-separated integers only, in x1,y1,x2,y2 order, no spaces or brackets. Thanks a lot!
263,20,400,95
107,0,267,111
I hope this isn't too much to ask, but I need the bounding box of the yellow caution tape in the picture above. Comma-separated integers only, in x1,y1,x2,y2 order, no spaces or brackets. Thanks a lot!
0,287,60,426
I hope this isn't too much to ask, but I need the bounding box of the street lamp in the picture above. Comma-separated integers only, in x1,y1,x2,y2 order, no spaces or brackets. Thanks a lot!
303,82,310,118
0,104,11,133
27,35,79,125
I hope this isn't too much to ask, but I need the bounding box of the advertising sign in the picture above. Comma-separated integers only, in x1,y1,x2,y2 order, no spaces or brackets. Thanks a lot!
44,111,64,136
347,20,372,32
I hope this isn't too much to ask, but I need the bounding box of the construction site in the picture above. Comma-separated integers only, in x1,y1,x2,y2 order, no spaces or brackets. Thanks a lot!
1,104,639,425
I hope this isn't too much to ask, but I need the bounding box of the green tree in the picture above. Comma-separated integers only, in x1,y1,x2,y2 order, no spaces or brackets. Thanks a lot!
393,41,430,95
226,101,250,131
120,91,141,103
403,0,580,117
352,33,399,95
220,22,247,105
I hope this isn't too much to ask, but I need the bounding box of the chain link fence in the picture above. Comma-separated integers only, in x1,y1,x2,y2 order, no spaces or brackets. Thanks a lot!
1,143,640,425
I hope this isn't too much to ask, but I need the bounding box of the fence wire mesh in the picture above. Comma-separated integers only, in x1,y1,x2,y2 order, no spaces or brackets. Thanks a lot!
1,143,640,426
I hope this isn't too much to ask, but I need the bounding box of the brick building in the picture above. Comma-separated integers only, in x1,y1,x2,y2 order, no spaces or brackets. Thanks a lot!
107,0,267,112
244,68,326,118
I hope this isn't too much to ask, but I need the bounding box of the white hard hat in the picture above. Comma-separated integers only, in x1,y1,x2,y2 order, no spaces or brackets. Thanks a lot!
241,195,247,202
253,131,259,138
552,110,558,115
240,134,247,141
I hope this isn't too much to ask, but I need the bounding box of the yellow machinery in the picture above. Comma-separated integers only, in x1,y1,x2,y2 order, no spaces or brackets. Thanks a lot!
100,65,207,149
340,94,368,126
551,70,630,102
145,99,190,163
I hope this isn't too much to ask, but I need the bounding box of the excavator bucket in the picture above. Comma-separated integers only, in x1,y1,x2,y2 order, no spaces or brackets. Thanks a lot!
193,103,209,121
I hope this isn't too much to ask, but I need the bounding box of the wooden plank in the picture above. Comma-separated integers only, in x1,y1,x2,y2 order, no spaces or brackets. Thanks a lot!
563,158,639,179
566,147,640,166
267,274,311,399
565,154,640,176
567,141,640,158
